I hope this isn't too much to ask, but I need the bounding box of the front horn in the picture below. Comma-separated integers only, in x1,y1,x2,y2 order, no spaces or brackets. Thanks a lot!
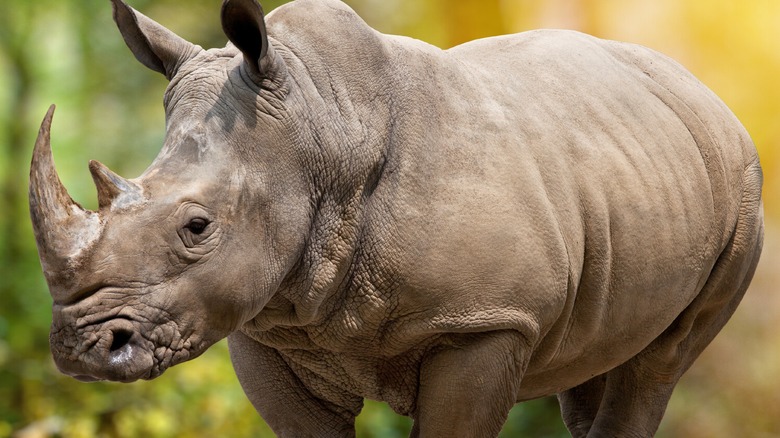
29,105,101,283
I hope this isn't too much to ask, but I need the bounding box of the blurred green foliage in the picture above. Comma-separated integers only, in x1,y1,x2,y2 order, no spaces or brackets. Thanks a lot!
1,0,778,437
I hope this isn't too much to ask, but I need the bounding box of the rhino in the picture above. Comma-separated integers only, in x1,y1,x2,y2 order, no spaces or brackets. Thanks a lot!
29,0,763,436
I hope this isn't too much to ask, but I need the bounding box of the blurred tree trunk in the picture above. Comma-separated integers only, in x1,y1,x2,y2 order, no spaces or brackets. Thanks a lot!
0,0,33,277
0,0,38,425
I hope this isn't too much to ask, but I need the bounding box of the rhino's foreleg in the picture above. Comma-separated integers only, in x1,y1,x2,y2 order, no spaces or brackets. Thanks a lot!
410,330,530,438
228,331,361,438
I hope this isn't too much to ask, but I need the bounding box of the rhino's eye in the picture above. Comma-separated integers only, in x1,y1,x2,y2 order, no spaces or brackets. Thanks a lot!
185,218,210,235
181,217,213,248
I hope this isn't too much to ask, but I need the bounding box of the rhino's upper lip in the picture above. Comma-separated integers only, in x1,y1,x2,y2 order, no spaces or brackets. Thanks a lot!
87,313,135,329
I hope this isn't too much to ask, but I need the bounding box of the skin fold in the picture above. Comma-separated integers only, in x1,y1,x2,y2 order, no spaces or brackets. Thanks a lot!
29,0,763,436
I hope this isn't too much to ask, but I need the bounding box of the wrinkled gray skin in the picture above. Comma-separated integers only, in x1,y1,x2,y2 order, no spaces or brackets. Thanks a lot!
30,0,763,436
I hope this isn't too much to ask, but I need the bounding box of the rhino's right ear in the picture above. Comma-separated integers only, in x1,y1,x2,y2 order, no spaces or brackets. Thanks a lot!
221,0,274,77
111,0,199,80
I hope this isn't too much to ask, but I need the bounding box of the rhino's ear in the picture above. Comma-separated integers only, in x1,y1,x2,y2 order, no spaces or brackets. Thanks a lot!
111,0,199,80
221,0,274,77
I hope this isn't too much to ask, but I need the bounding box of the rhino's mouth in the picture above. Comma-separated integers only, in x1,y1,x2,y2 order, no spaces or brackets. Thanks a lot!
50,310,196,383
50,316,153,382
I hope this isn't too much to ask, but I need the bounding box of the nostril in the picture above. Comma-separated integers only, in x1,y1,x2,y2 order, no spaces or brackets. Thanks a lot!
110,328,133,352
104,319,139,368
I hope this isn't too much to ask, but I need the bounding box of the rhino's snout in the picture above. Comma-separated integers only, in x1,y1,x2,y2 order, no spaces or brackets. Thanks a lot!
52,318,155,383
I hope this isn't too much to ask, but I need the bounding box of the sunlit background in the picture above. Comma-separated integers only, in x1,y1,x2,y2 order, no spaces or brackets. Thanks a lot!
1,0,778,436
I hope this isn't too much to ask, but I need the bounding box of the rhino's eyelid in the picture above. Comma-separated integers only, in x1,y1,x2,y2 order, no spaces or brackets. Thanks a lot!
177,201,214,216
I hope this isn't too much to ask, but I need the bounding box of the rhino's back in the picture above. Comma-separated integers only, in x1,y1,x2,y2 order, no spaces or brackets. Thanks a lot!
363,29,758,394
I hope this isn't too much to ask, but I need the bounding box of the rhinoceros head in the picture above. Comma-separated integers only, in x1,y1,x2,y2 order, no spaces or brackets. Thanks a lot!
29,0,314,382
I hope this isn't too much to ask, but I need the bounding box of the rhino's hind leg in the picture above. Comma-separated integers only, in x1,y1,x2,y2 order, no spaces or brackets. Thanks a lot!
584,163,763,438
410,330,531,438
556,374,607,438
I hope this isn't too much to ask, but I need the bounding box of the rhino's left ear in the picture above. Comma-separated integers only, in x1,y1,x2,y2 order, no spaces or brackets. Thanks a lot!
221,0,275,77
111,0,200,80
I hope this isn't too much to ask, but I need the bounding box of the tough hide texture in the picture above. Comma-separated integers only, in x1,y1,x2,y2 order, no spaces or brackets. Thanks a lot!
240,0,759,408
32,0,762,436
